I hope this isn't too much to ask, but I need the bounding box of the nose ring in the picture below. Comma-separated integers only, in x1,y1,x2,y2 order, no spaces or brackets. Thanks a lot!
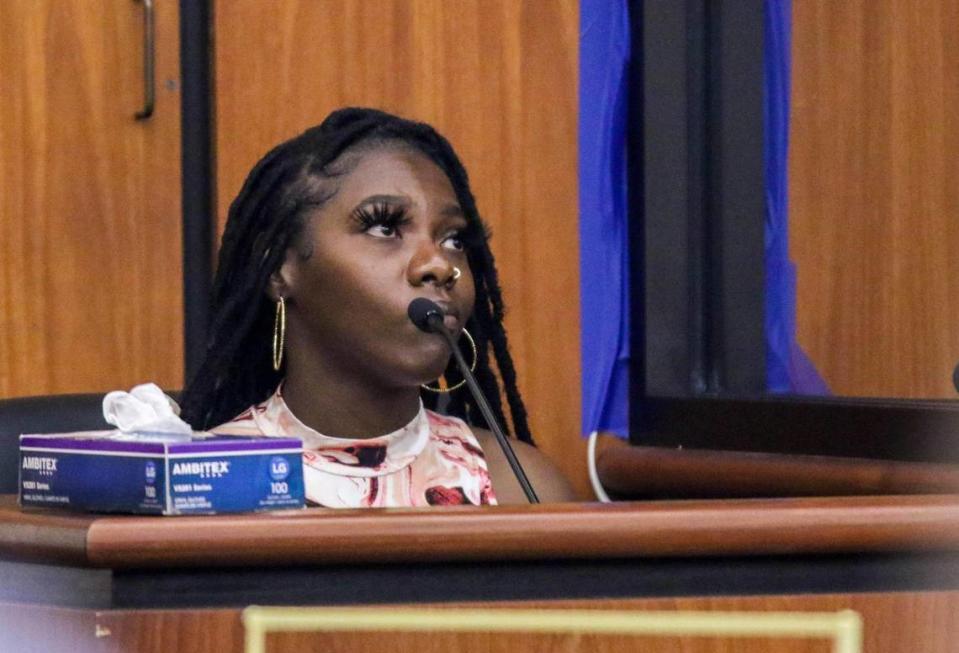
451,267,462,281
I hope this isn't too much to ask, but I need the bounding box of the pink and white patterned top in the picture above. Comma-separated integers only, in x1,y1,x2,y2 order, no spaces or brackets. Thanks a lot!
213,387,497,508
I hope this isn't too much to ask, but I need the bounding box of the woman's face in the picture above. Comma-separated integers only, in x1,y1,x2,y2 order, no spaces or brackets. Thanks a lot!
275,146,476,390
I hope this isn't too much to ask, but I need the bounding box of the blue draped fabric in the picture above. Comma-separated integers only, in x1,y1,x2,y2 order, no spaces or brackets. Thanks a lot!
578,0,631,437
764,0,829,394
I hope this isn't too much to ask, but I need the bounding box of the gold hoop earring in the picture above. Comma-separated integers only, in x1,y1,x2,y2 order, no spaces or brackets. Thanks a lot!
272,297,286,371
421,328,477,393
451,267,462,281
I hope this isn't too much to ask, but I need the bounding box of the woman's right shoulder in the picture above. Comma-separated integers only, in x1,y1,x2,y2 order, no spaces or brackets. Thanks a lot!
471,427,578,505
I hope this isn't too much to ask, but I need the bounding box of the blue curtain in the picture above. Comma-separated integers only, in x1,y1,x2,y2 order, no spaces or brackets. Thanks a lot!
765,0,829,394
578,0,631,437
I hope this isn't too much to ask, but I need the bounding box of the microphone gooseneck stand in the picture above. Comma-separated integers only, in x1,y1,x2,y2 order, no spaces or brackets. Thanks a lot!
408,298,540,503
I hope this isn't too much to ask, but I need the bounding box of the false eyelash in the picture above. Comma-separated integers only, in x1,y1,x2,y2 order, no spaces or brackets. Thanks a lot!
351,203,411,232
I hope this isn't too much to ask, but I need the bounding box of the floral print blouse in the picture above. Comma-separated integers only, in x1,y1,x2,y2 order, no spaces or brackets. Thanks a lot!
213,387,497,508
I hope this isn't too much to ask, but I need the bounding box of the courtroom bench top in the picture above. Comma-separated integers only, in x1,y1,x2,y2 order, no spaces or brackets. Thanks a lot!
1,494,958,569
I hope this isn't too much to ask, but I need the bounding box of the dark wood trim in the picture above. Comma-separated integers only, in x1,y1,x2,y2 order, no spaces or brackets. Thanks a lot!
597,445,959,499
632,395,959,462
7,553,959,610
109,553,959,609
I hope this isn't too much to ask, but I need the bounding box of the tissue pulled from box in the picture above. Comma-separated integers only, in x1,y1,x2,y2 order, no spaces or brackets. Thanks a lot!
102,383,193,437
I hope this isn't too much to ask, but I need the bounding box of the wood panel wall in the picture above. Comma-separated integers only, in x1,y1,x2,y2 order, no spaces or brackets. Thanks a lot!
214,1,587,496
5,592,958,652
0,0,184,398
789,0,959,398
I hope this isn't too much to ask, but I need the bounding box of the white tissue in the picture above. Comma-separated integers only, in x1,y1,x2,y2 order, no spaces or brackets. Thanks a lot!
102,383,193,437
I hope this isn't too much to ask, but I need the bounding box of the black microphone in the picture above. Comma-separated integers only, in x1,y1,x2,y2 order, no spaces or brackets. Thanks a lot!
407,298,446,335
408,298,539,503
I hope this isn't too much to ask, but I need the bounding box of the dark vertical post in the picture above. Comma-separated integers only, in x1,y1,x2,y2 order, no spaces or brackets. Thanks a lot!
626,0,646,401
179,0,214,387
630,0,765,407
710,0,766,394
636,0,696,397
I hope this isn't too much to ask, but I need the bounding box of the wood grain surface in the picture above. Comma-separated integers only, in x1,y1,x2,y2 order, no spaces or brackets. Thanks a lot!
0,503,91,566
0,0,184,399
3,494,959,569
213,1,586,495
4,592,958,653
597,445,959,499
789,0,959,398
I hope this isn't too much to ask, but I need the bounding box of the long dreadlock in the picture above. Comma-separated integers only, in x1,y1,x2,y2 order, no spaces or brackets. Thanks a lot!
180,108,534,444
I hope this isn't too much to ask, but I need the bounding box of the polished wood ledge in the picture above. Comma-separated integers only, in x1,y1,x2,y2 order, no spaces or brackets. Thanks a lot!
2,494,959,570
596,444,959,499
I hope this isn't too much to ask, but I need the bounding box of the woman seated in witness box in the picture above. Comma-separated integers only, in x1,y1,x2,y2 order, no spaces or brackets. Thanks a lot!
180,108,575,508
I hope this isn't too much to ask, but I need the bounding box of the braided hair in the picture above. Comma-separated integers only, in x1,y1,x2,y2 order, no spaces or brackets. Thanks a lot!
180,108,534,444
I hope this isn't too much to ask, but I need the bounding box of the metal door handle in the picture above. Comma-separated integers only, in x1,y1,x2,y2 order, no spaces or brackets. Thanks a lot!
134,0,155,120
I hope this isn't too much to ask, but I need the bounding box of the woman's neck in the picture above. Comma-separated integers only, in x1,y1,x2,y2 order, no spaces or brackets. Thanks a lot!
280,356,422,440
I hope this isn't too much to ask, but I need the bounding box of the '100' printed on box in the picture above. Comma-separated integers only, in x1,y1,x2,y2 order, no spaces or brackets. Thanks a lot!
19,433,304,515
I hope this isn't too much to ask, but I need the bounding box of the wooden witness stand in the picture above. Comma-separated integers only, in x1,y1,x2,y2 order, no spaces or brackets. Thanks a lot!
2,485,959,653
